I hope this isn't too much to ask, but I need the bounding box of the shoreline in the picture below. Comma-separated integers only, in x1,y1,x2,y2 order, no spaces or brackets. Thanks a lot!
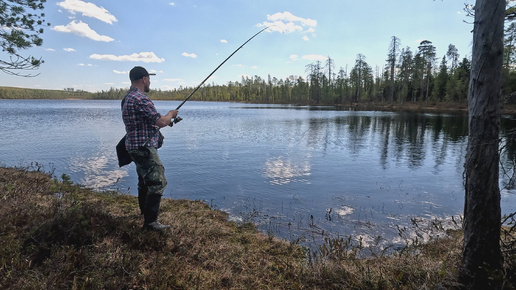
1,166,515,288
4,97,516,114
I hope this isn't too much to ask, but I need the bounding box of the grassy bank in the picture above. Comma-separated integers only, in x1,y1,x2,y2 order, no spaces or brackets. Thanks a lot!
1,167,515,289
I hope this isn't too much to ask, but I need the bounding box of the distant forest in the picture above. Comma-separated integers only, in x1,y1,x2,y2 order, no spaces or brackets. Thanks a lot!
3,30,516,107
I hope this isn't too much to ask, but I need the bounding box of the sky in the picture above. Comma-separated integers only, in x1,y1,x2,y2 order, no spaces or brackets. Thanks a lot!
1,0,475,92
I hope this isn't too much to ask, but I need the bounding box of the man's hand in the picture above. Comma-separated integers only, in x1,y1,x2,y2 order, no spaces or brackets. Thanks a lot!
156,110,179,128
169,110,178,119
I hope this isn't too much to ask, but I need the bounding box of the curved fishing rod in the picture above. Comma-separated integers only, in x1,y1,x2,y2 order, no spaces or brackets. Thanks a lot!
174,26,270,112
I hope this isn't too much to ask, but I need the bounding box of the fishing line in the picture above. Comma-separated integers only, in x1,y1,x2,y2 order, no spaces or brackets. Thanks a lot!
118,28,273,166
174,26,272,112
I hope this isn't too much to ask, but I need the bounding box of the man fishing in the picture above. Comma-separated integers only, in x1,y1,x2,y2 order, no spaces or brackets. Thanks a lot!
118,28,268,231
122,66,178,231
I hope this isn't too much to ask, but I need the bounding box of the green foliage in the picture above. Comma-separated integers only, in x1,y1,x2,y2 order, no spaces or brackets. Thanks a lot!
0,86,93,99
0,0,50,76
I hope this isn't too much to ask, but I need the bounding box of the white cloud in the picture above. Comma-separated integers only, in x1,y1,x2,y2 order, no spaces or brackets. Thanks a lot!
53,20,114,42
289,54,299,61
263,20,303,34
268,11,316,27
221,39,228,43
302,35,309,41
182,52,198,58
302,54,327,61
257,11,317,36
90,52,165,63
170,2,176,6
45,48,56,52
64,48,76,52
113,70,127,74
57,0,117,24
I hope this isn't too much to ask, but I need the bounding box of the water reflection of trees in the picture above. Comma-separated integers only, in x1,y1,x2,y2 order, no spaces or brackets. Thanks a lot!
500,117,516,189
285,111,516,187
302,112,468,167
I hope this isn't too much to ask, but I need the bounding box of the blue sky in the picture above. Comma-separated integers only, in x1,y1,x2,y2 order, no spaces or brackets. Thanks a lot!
1,0,474,92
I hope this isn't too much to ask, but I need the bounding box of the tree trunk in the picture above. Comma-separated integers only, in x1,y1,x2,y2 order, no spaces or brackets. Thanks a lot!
461,0,505,288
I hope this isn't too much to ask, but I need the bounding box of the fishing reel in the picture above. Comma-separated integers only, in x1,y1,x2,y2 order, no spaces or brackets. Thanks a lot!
169,116,182,127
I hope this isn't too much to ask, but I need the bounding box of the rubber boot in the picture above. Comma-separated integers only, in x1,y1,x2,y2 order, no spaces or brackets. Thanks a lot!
137,187,148,215
137,176,147,215
143,194,170,231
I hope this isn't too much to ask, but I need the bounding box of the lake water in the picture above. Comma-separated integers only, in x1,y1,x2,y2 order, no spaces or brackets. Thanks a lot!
2,99,516,249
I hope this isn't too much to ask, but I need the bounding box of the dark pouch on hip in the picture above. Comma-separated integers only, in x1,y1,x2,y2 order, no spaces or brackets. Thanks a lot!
116,135,133,167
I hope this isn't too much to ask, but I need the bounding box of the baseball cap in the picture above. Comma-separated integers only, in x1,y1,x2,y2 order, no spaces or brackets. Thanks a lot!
129,66,156,81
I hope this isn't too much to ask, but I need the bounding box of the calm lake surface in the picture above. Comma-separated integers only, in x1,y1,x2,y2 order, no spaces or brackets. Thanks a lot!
2,99,516,248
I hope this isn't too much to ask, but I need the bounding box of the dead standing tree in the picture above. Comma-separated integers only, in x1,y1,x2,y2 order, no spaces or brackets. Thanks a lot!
461,0,505,288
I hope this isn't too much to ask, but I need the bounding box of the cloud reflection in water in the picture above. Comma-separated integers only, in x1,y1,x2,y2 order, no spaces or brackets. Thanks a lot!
70,154,128,190
264,156,311,185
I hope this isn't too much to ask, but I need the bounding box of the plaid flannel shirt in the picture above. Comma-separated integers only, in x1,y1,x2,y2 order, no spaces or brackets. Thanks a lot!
122,86,161,150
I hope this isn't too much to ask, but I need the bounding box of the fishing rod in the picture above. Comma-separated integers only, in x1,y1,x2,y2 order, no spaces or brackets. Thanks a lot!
170,26,270,125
